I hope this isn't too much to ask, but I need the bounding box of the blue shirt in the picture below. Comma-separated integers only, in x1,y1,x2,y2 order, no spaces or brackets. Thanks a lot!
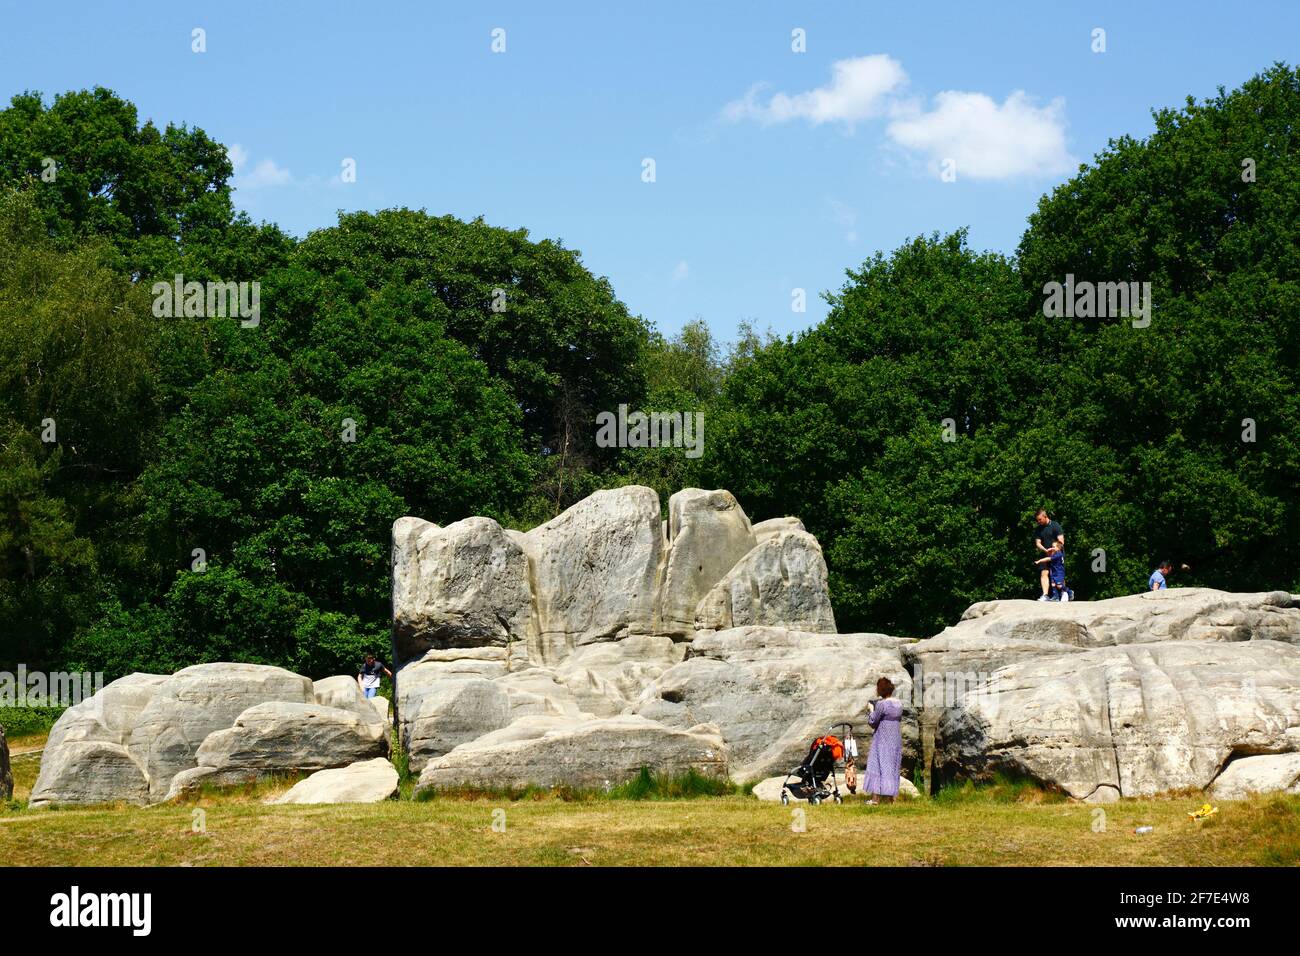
1148,569,1167,590
1047,550,1065,582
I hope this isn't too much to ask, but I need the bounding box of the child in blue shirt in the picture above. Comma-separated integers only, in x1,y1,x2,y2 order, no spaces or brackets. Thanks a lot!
1035,544,1071,601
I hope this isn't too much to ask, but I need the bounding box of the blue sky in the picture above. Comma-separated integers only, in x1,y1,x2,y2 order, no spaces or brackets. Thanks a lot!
1,1,1296,340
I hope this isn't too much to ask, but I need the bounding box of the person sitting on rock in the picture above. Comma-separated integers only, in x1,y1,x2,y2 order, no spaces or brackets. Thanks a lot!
357,653,392,699
863,677,904,806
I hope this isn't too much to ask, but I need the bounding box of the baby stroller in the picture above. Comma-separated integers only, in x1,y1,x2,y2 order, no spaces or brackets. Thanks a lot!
778,724,855,805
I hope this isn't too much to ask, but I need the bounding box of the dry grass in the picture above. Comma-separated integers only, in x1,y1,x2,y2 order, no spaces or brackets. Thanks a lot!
3,769,1296,867
7,730,1295,867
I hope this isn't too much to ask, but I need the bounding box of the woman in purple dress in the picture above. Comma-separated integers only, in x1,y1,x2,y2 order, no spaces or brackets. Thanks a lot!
863,677,903,805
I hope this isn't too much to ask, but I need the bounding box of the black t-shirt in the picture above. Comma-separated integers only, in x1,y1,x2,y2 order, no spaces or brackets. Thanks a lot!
1035,520,1063,551
360,660,385,679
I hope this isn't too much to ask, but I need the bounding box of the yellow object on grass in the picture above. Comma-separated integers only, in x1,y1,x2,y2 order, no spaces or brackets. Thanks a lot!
1187,803,1218,820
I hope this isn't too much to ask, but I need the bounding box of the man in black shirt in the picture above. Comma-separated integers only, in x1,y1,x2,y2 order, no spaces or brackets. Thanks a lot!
357,653,392,699
1033,508,1065,601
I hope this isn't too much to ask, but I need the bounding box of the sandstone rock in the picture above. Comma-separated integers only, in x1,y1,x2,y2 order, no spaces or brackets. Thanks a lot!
127,663,314,800
635,626,915,782
1,725,12,801
370,696,390,724
936,588,1300,650
934,640,1300,802
905,636,1087,700
313,675,378,719
694,530,836,633
399,677,513,772
553,635,686,717
390,516,533,667
752,517,806,545
493,670,593,727
416,715,728,792
29,673,168,807
660,489,756,636
30,742,150,807
1208,753,1300,799
43,673,168,753
272,758,399,804
521,486,664,661
195,702,388,774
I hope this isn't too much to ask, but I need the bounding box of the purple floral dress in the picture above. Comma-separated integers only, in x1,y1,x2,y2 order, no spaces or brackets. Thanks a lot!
863,697,903,797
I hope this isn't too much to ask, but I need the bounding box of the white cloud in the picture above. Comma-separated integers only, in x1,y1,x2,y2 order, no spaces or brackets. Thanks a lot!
723,55,906,126
886,90,1074,180
723,55,1074,181
228,143,293,188
672,260,690,283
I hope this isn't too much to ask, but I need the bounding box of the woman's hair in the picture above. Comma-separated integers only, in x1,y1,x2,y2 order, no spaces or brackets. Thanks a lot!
876,677,895,698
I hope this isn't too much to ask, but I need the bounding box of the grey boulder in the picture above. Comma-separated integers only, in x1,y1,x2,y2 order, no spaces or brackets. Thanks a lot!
521,486,664,661
659,489,756,637
391,516,534,667
934,640,1300,802
935,588,1300,650
29,673,169,807
416,715,728,792
694,530,836,633
1208,753,1300,800
751,517,806,545
195,701,389,774
127,663,314,799
272,758,399,805
635,626,915,782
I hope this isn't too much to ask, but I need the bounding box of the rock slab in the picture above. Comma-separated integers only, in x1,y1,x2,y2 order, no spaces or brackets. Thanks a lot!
273,758,400,805
416,715,728,792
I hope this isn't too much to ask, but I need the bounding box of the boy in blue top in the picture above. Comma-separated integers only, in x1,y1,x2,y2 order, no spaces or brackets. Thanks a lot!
1035,543,1070,601
1149,559,1174,591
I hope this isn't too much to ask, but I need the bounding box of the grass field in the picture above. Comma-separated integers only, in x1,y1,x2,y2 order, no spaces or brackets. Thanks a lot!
4,740,1297,866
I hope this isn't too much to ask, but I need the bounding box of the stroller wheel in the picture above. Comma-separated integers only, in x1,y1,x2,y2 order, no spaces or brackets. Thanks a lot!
809,795,820,806
833,793,843,805
780,790,789,805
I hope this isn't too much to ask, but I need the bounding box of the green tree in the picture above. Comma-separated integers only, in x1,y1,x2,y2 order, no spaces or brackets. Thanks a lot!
0,189,164,667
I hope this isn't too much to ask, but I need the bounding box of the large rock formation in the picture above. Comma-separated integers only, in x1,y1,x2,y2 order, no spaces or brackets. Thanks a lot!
634,627,915,781
1208,753,1300,800
926,589,1300,656
390,487,836,782
31,664,388,807
127,663,315,800
36,482,1300,805
195,702,388,773
932,639,1300,802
